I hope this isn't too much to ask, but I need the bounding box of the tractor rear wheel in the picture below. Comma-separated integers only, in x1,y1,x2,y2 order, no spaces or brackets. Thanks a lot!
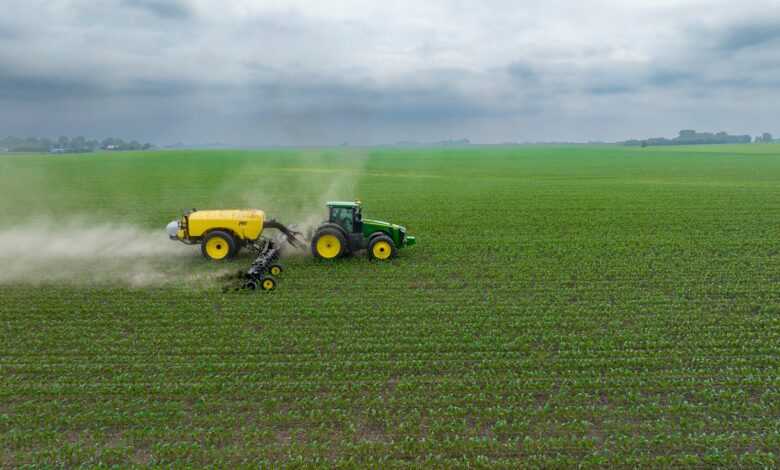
368,234,396,261
201,231,237,261
311,227,347,260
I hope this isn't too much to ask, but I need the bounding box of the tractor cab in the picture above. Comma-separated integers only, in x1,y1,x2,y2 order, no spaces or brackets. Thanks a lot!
327,200,362,233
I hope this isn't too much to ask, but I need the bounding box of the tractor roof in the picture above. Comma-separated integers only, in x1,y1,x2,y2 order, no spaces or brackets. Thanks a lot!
326,200,361,208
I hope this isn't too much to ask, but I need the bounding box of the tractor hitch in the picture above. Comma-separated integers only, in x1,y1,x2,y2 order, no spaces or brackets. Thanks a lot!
263,219,304,249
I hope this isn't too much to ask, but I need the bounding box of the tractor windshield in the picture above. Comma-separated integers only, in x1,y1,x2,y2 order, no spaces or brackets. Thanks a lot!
331,207,354,232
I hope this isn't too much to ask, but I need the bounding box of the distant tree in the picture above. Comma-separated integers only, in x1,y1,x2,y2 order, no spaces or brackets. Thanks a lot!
1,135,154,153
71,136,86,151
104,137,127,149
625,130,754,147
762,133,773,143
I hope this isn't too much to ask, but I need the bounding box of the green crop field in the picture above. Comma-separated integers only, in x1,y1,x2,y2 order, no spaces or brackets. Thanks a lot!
1,144,780,467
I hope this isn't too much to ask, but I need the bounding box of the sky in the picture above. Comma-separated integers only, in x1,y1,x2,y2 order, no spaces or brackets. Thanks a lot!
0,0,778,145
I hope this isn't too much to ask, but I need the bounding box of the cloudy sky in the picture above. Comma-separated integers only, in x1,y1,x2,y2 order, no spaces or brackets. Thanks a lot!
0,0,778,145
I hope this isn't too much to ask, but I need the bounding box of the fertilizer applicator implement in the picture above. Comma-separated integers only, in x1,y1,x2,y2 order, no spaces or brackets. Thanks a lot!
166,201,417,290
167,209,303,291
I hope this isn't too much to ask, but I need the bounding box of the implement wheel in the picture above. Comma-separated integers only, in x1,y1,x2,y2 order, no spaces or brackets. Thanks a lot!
269,264,283,276
201,231,236,261
261,277,276,291
243,278,276,291
368,234,396,261
311,228,346,260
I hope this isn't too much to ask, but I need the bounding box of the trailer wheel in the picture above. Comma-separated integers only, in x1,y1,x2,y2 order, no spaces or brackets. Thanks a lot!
202,231,237,261
230,242,242,258
368,234,396,261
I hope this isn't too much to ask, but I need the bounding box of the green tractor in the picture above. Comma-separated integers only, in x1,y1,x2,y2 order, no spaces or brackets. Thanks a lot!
311,201,416,260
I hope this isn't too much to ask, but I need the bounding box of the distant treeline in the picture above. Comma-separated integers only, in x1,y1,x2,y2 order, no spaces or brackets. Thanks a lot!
0,136,154,153
624,130,775,147
393,138,472,147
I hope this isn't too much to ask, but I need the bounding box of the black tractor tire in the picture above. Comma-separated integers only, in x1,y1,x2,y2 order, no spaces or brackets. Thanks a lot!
368,234,396,261
201,230,238,261
311,226,348,260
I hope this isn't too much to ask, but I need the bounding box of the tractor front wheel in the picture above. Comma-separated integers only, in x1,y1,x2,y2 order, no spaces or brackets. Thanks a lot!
311,228,347,260
368,234,396,261
201,231,237,261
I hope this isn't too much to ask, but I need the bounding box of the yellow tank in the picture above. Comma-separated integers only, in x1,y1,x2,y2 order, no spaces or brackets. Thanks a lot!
185,209,265,241
167,208,302,261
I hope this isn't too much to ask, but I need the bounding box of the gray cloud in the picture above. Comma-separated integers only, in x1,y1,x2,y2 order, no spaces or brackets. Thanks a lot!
0,0,777,144
719,19,780,51
249,80,514,122
0,23,19,39
506,62,538,82
0,72,102,101
120,0,192,19
646,68,696,87
586,84,635,95
118,78,205,97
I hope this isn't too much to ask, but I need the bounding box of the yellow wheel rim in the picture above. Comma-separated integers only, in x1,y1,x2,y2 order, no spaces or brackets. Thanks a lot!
372,240,392,260
262,279,275,290
316,234,341,259
205,236,230,260
270,266,281,276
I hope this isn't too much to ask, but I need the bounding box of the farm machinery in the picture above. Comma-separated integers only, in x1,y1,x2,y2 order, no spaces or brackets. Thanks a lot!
311,201,415,260
167,201,416,290
166,209,303,291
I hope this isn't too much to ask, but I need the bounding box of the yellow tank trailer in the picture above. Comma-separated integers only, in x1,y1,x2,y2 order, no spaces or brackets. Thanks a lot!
167,209,300,261
168,209,261,260
168,208,303,291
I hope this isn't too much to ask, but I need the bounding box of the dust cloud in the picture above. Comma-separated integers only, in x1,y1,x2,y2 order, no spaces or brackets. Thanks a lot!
230,150,369,256
0,151,369,286
0,220,198,286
